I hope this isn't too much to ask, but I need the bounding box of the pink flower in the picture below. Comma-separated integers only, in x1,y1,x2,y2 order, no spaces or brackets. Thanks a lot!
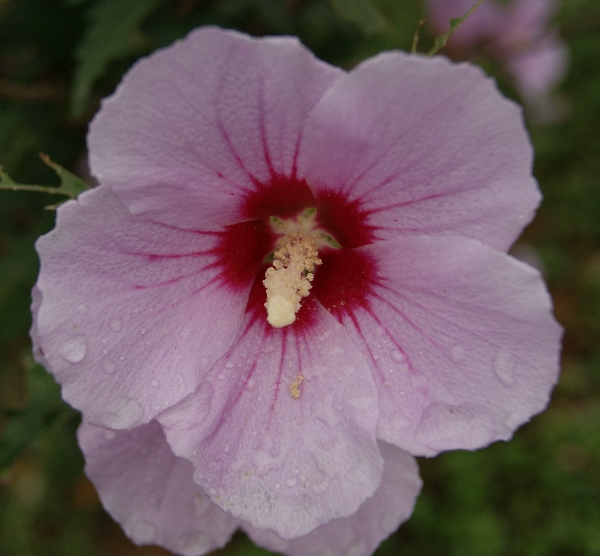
427,0,568,100
31,27,561,556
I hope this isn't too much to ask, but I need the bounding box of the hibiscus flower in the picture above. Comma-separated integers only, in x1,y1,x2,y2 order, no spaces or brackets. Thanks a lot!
31,27,562,556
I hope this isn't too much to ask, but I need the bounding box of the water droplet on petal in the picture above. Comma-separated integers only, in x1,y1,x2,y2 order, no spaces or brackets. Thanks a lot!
225,362,234,369
104,398,143,429
372,354,380,361
494,349,516,386
103,429,116,441
390,350,406,363
110,319,122,332
150,379,159,388
104,361,116,374
274,482,281,489
217,373,226,381
286,478,297,487
415,402,496,451
140,328,146,335
450,345,466,362
178,532,212,554
128,520,156,543
59,335,86,363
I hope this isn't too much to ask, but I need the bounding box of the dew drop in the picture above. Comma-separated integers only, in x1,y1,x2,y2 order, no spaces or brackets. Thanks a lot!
372,354,380,361
217,373,226,381
59,335,87,363
275,482,281,489
494,349,516,386
414,402,496,451
103,429,116,441
390,349,406,363
178,532,212,554
104,361,116,374
286,478,297,487
129,520,156,543
140,328,146,335
110,319,122,332
225,361,234,369
150,379,159,388
450,345,466,362
104,398,143,429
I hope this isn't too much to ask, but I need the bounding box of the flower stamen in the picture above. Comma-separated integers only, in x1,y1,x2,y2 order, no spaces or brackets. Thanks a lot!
289,373,304,398
263,231,322,328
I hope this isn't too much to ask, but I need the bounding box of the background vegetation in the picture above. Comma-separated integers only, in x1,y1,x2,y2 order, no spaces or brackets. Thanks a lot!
1,0,599,554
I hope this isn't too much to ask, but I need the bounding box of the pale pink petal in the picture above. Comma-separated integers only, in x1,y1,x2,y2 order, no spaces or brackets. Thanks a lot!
158,295,383,539
88,26,343,229
506,35,568,99
34,186,259,429
298,52,540,252
330,236,562,456
78,420,239,555
501,0,554,44
243,442,421,556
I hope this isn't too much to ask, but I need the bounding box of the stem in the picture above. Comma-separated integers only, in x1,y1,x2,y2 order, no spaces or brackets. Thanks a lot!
427,0,486,56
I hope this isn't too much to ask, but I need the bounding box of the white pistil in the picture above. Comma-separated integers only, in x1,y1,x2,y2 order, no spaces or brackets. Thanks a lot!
263,231,322,328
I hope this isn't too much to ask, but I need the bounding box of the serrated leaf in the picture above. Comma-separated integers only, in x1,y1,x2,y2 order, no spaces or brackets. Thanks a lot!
330,0,390,35
71,0,163,117
0,154,91,205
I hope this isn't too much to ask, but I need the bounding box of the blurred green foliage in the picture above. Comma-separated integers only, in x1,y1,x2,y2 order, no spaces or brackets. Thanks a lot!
0,0,599,555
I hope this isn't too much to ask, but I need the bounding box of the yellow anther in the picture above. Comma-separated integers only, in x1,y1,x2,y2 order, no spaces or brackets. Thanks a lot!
289,374,304,399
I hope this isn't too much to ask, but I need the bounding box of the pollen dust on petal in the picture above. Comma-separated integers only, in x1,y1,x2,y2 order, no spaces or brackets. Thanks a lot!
263,231,322,328
289,374,304,399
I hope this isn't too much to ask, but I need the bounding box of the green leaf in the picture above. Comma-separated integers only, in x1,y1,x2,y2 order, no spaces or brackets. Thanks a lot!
0,362,70,471
71,0,163,117
329,0,390,35
0,154,91,205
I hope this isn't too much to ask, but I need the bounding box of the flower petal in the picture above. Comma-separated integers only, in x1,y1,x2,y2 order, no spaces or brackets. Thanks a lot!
33,186,250,429
298,52,540,252
334,235,562,456
158,296,383,539
78,420,238,555
88,26,343,229
242,442,421,556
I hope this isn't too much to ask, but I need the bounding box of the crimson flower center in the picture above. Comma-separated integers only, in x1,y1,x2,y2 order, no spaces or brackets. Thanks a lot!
263,208,341,328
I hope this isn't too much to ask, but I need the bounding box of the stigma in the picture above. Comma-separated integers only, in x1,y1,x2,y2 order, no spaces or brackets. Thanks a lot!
263,231,322,328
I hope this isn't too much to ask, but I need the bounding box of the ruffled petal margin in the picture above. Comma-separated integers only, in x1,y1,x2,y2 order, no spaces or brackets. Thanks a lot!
243,441,421,556
78,420,238,556
158,296,383,539
88,27,343,230
33,186,249,429
298,52,540,252
334,235,562,456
